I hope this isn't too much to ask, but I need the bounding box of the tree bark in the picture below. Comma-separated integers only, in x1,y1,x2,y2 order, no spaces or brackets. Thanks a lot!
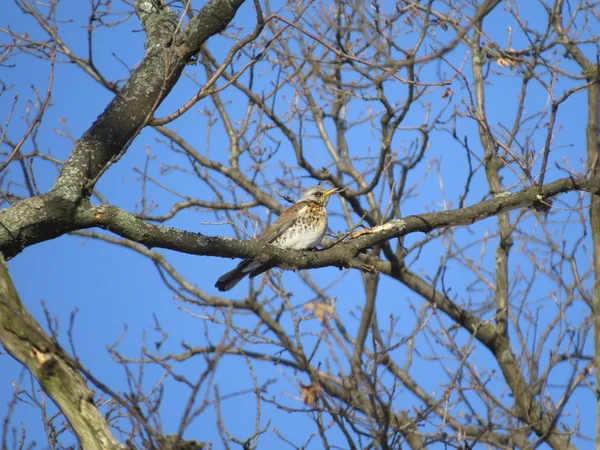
0,255,123,450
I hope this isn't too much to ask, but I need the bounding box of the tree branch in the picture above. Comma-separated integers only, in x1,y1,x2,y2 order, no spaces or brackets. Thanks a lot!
0,255,122,450
1,176,596,263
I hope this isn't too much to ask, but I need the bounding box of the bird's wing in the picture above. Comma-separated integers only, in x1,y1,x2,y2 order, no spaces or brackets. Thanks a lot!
258,201,306,244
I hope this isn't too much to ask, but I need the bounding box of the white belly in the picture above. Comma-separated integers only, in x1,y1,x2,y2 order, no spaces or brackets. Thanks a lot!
275,205,328,250
286,222,327,250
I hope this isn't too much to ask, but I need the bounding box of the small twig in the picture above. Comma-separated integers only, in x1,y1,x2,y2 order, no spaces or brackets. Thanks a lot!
0,45,55,174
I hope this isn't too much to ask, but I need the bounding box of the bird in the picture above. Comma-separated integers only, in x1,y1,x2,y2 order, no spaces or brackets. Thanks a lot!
215,185,338,292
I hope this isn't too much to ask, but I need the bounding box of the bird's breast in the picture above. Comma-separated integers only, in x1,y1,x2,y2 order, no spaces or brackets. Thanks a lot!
275,204,327,250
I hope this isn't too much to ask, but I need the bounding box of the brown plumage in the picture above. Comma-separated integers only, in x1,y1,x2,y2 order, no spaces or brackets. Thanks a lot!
215,185,337,292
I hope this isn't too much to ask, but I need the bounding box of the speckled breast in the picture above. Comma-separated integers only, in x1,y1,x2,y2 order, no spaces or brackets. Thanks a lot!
275,203,328,250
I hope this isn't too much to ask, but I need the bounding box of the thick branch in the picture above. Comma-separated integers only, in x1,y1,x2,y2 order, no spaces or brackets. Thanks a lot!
52,0,244,200
1,176,597,262
551,0,600,445
370,266,573,449
0,0,246,257
0,256,122,450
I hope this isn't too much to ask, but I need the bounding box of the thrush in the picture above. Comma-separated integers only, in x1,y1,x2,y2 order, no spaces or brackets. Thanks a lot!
215,185,337,292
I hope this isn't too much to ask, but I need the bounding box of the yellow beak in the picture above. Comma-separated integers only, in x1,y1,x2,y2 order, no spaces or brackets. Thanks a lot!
323,188,338,197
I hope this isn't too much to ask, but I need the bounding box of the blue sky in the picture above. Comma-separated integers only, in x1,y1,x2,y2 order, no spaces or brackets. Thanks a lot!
0,0,596,448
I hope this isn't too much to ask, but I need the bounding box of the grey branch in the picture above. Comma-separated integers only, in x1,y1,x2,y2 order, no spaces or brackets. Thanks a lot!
1,175,595,266
0,255,123,450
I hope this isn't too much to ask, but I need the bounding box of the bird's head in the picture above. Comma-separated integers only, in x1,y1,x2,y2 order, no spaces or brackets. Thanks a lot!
299,185,338,206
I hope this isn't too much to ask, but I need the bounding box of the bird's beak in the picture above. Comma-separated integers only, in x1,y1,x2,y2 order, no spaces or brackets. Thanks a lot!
323,188,338,197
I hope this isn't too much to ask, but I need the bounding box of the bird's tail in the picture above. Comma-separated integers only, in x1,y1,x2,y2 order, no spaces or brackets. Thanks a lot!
215,259,262,292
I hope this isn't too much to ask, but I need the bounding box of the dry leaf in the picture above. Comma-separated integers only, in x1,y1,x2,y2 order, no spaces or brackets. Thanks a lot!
441,87,454,99
303,302,335,324
496,58,513,68
300,383,322,406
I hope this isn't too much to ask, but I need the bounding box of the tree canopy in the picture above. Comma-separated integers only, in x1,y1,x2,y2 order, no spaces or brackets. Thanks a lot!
1,0,599,449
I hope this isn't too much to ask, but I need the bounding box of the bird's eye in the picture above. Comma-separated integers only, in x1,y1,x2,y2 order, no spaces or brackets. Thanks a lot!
315,191,322,197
